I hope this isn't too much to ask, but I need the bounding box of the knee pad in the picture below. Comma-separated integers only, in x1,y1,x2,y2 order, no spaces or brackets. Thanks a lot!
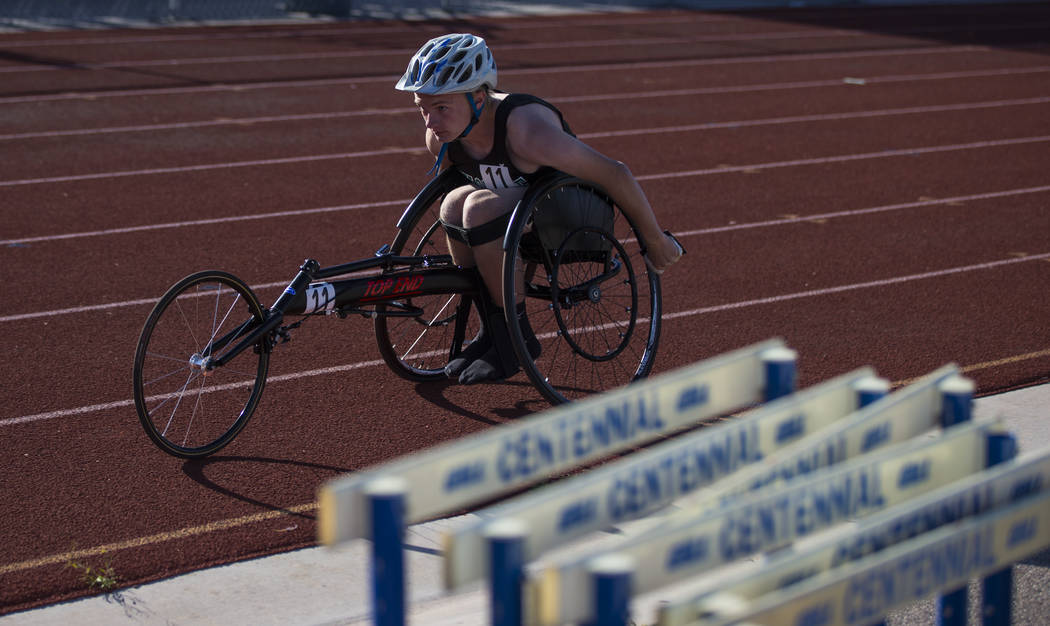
441,211,512,247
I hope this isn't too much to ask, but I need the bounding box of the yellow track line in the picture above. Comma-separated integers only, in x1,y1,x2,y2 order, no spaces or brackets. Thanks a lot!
4,349,1047,577
893,347,1050,387
0,503,317,576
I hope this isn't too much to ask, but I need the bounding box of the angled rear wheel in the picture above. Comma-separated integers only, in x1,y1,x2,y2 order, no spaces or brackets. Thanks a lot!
375,171,480,380
503,175,662,404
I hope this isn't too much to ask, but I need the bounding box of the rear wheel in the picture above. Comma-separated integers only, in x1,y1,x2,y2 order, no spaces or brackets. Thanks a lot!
375,171,480,380
133,271,270,458
502,175,661,404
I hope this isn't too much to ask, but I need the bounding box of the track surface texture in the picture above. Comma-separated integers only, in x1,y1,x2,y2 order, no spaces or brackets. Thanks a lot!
2,2,1049,616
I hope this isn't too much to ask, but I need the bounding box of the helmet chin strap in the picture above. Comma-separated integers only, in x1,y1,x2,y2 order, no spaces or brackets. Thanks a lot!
428,92,487,176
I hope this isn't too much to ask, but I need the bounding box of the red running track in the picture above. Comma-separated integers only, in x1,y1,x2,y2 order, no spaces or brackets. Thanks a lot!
1,3,1048,615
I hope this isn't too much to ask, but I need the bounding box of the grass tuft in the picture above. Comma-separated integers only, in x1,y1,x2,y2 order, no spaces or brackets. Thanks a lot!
66,550,120,591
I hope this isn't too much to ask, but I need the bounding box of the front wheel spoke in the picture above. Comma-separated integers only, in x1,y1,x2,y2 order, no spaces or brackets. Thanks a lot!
144,350,193,365
141,362,192,388
207,291,243,349
173,298,202,354
146,369,204,416
181,376,207,446
159,370,199,438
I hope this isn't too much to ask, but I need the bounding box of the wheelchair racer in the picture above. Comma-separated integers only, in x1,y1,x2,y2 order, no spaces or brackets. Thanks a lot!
396,33,683,385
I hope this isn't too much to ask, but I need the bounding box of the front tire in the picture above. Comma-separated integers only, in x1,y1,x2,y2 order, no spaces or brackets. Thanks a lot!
133,271,270,458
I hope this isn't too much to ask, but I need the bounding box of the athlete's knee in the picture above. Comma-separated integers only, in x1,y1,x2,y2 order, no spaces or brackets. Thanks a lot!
439,185,474,226
462,189,517,228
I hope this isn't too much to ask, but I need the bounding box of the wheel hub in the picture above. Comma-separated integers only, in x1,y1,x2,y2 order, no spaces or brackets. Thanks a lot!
189,353,213,376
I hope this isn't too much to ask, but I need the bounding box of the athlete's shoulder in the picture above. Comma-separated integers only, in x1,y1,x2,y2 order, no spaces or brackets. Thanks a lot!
504,95,561,127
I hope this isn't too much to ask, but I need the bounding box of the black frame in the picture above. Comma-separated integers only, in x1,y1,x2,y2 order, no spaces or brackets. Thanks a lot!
202,250,480,372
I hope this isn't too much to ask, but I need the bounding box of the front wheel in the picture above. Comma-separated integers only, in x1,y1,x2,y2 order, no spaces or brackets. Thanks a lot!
133,271,270,458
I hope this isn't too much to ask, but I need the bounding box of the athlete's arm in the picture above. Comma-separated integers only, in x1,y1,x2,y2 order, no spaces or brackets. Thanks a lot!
506,105,682,271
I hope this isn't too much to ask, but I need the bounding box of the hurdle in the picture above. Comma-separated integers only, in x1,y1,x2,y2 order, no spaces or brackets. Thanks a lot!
670,365,969,513
317,339,1044,625
317,339,796,625
443,366,886,590
655,445,1050,625
525,418,1007,625
489,364,973,624
674,488,1050,626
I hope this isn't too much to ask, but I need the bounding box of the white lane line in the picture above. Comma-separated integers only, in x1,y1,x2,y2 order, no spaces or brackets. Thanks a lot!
0,271,384,322
0,37,681,74
5,21,1048,75
0,146,426,187
0,44,995,105
0,29,944,75
23,8,1005,50
677,185,1050,237
0,15,733,48
0,5,1027,49
3,252,1047,427
5,73,1048,141
1,198,406,246
3,125,1049,190
0,357,387,427
3,161,1049,252
636,135,1050,181
0,107,418,141
666,253,1050,320
582,95,1050,138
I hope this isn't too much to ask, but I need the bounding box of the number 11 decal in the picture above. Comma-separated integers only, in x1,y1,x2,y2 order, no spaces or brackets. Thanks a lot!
482,164,511,190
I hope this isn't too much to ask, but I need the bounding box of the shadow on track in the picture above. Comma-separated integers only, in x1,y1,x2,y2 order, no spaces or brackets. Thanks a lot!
412,378,541,425
181,455,353,519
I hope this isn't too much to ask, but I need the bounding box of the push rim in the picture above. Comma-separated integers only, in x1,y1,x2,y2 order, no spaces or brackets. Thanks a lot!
503,176,661,405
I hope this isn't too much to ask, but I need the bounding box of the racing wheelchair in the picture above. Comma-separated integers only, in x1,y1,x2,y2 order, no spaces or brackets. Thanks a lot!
133,170,665,458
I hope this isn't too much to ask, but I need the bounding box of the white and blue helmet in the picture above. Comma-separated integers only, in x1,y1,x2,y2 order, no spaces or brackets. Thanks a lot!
395,33,497,94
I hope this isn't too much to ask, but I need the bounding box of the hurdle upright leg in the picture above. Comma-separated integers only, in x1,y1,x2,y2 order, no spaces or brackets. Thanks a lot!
589,553,634,626
761,347,798,402
366,477,407,626
935,376,975,626
982,431,1019,626
487,518,527,626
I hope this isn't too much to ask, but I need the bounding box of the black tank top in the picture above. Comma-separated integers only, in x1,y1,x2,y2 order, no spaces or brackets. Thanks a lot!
447,93,574,191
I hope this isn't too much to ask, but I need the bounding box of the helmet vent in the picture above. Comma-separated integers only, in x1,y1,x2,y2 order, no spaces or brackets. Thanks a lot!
437,65,455,86
420,63,436,84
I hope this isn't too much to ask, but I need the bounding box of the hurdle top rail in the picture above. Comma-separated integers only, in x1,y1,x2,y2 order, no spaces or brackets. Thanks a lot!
318,339,790,545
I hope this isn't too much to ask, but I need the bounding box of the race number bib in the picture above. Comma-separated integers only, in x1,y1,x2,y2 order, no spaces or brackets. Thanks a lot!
303,282,336,314
480,164,514,190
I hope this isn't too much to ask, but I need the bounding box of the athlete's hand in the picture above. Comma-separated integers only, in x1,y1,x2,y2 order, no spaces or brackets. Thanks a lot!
643,231,685,275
